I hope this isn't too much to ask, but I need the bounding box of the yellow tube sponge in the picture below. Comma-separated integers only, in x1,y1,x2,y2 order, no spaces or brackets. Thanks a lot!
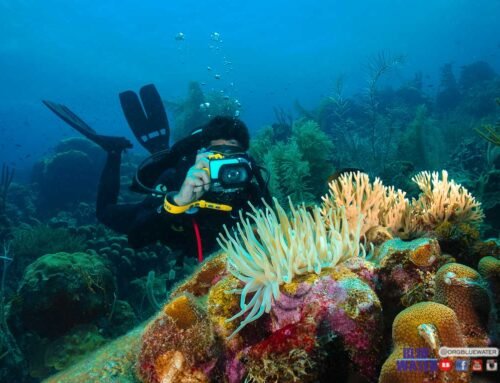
163,295,201,330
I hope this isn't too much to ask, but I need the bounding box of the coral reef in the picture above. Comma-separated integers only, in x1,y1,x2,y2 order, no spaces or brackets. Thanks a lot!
32,138,106,214
434,263,494,346
4,251,117,379
72,224,196,318
5,69,497,382
44,325,108,372
321,169,485,247
133,198,382,382
478,255,500,279
137,294,219,383
379,302,469,383
3,54,499,383
30,168,497,383
478,255,500,310
42,324,145,383
10,224,86,277
205,260,383,383
218,199,364,337
8,251,116,338
171,252,228,298
374,238,451,331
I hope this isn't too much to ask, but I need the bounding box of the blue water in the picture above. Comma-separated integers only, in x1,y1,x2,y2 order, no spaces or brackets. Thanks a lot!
1,0,499,173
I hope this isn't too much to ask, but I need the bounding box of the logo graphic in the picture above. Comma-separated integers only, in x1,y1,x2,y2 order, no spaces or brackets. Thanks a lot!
471,359,483,372
455,359,469,371
396,347,438,372
438,359,452,371
486,359,497,372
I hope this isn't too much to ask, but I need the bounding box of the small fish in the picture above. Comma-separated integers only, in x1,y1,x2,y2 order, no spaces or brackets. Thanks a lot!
175,32,185,41
15,144,22,148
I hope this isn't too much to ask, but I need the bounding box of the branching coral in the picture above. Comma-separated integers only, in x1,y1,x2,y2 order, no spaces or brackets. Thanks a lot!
321,171,409,238
323,170,485,242
408,170,484,233
217,198,364,338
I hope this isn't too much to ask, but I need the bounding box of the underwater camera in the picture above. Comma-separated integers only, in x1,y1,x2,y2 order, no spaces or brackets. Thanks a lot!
205,152,253,193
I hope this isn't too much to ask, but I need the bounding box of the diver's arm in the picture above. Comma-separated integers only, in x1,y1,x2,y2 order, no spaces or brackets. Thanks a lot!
116,193,190,249
121,166,199,249
100,153,211,248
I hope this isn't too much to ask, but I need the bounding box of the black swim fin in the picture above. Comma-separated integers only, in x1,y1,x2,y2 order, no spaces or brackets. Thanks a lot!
119,84,169,154
42,100,132,153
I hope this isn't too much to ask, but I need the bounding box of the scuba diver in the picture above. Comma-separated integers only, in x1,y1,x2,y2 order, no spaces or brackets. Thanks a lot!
42,84,271,263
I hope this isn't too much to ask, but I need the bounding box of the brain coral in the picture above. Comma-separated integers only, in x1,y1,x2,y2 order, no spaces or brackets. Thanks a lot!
9,251,115,337
434,263,493,346
379,302,469,383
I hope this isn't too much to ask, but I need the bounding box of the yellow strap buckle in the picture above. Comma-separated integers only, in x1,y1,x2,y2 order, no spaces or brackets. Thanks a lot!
164,196,232,214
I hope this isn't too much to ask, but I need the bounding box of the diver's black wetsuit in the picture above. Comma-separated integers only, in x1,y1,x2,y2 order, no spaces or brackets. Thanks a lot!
95,151,266,259
42,88,268,258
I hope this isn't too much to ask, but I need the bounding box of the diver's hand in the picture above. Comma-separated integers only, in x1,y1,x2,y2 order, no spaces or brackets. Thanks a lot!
173,152,211,206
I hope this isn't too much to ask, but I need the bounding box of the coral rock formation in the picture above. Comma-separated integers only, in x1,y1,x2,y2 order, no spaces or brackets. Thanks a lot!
434,263,493,346
379,302,469,383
